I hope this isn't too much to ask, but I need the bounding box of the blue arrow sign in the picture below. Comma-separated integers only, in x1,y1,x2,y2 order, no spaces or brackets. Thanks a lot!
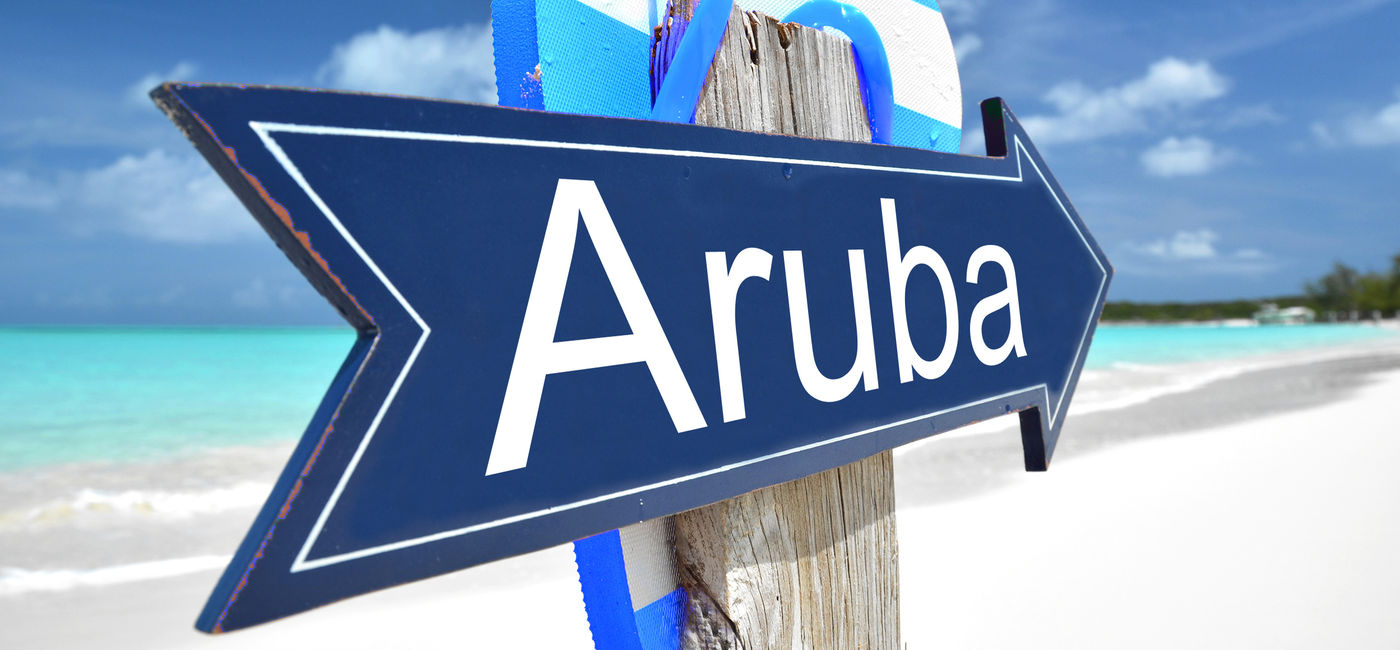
153,84,1110,632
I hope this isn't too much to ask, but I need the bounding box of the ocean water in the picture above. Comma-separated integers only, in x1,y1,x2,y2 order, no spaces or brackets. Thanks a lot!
0,327,356,471
0,322,1396,602
0,323,1393,472
1085,322,1395,369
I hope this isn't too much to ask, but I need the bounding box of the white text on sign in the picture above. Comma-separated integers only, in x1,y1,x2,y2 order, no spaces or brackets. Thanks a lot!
484,180,1026,475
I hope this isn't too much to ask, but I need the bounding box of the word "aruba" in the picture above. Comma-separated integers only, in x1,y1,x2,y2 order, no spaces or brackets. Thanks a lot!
485,179,1027,475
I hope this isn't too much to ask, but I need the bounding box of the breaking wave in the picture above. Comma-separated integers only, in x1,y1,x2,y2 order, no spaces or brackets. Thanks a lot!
0,482,269,528
0,555,230,597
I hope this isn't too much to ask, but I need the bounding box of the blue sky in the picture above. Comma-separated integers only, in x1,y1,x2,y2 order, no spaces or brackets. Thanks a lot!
1,0,1397,324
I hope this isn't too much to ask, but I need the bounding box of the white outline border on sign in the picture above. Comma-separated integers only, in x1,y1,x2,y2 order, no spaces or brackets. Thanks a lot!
248,121,1108,573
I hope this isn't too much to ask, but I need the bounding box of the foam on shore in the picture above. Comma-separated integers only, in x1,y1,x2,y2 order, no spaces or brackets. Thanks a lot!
0,556,230,597
0,482,270,531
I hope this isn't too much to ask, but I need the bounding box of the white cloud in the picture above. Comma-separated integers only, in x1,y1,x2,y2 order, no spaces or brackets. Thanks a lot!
125,62,198,107
1310,122,1338,146
936,0,980,26
1312,90,1400,148
1140,136,1233,177
1021,58,1229,145
317,23,496,103
1125,229,1274,275
1135,229,1221,260
1366,95,1400,143
0,170,60,210
77,150,254,243
2,150,256,243
232,278,310,309
953,33,982,62
959,125,984,155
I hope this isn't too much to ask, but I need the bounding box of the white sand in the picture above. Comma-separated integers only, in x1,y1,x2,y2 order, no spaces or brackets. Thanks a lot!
3,541,596,648
898,368,1400,649
5,346,1400,648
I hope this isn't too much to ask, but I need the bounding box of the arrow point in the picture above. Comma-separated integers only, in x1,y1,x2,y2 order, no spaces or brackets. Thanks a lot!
981,96,1112,475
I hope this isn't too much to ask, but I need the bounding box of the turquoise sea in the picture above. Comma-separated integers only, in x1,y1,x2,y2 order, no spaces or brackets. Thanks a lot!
0,324,1393,472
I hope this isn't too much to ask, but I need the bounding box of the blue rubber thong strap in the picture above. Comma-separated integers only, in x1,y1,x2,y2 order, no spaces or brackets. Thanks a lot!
650,0,736,124
782,0,894,144
575,530,644,650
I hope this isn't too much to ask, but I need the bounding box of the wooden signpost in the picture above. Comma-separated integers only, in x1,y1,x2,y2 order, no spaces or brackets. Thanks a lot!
675,7,898,648
154,0,1111,643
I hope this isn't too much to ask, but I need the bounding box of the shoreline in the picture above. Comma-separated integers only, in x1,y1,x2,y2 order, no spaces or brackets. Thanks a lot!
3,336,1397,575
895,336,1400,507
1098,318,1400,328
3,334,1399,647
8,329,1394,482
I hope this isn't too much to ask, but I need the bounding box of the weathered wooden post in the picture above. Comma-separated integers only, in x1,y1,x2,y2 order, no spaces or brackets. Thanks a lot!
656,5,900,648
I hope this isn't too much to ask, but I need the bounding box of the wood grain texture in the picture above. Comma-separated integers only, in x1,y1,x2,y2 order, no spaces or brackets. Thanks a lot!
692,7,871,141
671,6,897,649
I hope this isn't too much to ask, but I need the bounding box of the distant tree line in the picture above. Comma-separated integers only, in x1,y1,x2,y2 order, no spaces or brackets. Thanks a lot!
1103,254,1400,322
1303,255,1400,315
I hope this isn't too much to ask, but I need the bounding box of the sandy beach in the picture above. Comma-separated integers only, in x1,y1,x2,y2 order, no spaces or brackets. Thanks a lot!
895,336,1400,648
3,332,1398,648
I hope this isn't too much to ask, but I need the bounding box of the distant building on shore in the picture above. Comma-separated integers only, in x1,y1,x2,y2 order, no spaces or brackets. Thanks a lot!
1253,303,1315,325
